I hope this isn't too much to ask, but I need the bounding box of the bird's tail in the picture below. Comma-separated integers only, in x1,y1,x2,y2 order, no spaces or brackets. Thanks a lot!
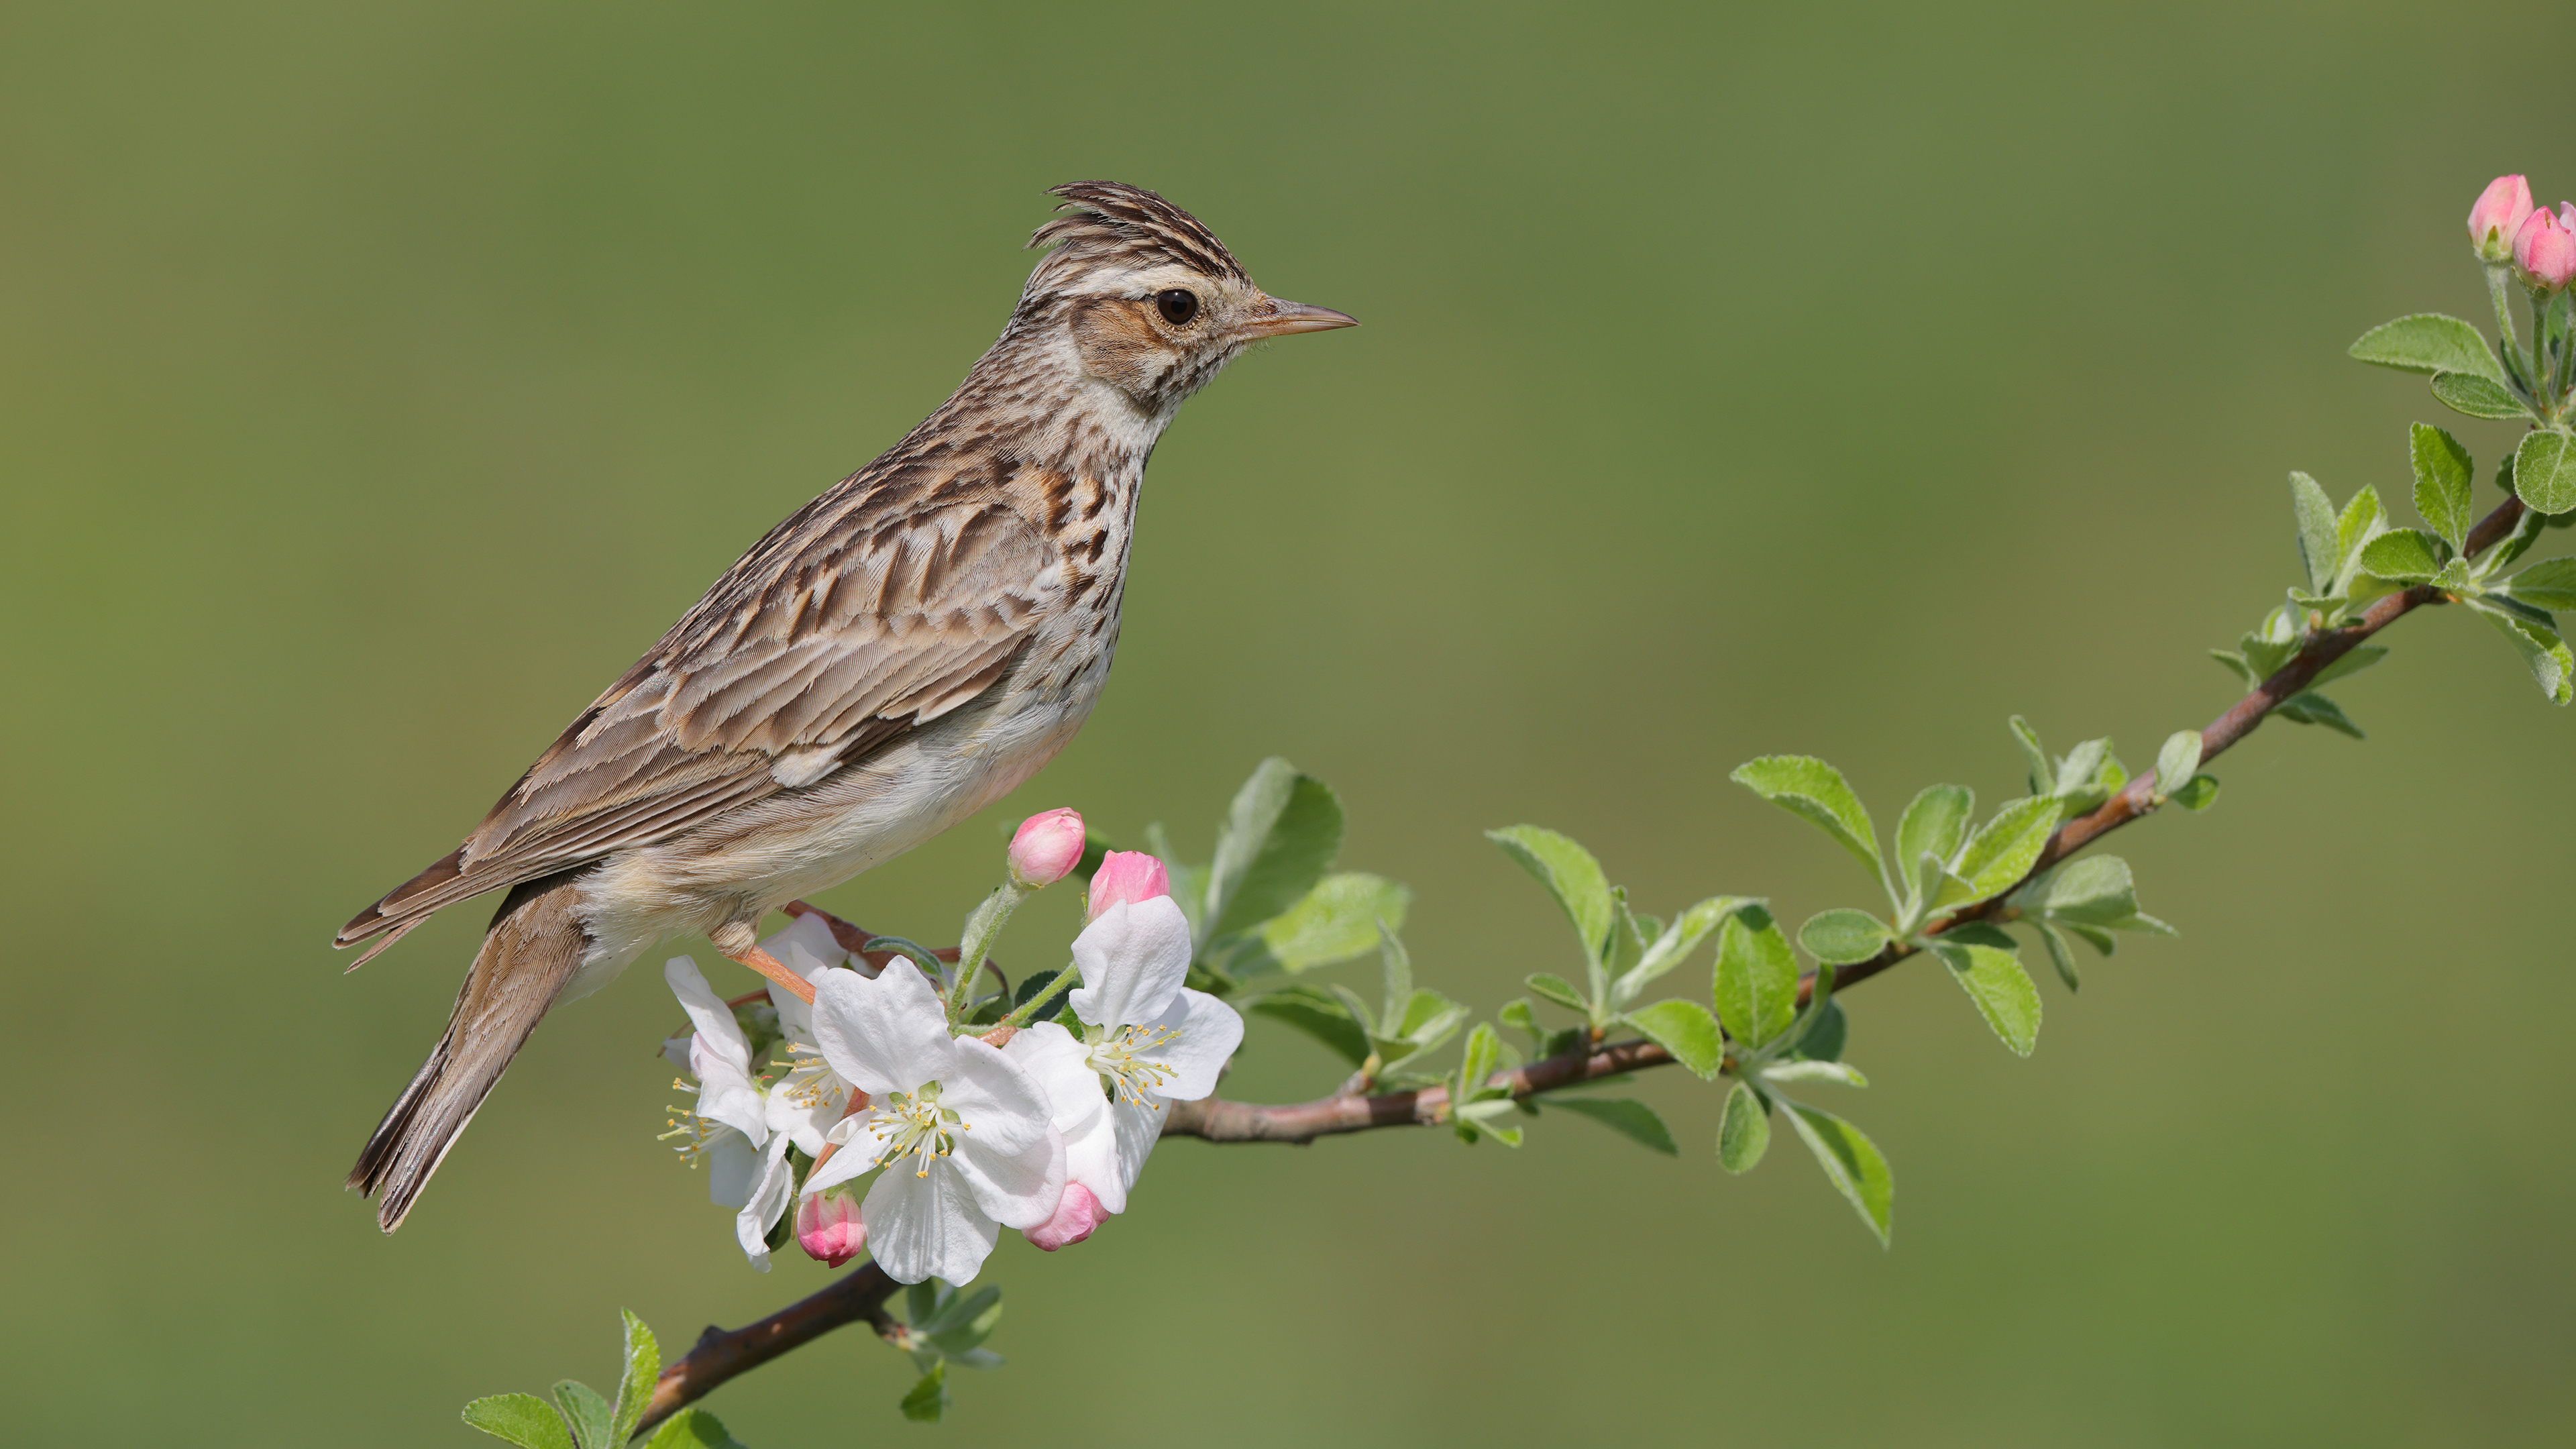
347,871,591,1232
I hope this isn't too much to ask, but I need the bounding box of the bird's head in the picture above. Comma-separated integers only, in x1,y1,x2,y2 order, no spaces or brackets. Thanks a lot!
1015,180,1355,417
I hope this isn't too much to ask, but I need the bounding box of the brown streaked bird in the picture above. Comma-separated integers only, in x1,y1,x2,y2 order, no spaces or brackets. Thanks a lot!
337,181,1354,1231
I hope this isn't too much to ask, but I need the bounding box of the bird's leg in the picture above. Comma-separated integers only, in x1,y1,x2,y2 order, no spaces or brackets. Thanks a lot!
708,920,817,1006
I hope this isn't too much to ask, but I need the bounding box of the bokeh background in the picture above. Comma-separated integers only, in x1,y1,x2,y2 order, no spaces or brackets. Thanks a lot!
6,3,2572,1444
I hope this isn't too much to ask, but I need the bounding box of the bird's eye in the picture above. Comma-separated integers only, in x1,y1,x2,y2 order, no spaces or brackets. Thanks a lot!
1155,289,1200,325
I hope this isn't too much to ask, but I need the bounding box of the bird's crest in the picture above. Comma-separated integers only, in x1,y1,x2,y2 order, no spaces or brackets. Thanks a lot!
1029,180,1250,284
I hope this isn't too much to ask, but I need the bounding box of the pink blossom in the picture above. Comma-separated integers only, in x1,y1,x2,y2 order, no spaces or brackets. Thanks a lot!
796,1189,867,1267
1085,850,1171,921
1024,1182,1109,1251
2513,205,2576,292
1007,807,1087,888
2469,174,2535,262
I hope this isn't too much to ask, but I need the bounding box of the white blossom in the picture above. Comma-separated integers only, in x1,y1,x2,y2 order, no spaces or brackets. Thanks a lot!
1006,894,1242,1245
800,959,1063,1285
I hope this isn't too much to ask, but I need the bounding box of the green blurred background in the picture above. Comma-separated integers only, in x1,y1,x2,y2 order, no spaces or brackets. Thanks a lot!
6,2,2571,1443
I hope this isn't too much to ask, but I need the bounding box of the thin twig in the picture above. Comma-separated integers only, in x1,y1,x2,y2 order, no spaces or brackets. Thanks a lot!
637,1260,902,1435
640,495,2532,1411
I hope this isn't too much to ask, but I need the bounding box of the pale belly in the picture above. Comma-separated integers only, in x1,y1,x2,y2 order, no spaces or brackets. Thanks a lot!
561,663,1104,999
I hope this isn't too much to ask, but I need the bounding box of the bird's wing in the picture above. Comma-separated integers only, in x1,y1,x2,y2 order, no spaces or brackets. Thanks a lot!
339,494,1065,946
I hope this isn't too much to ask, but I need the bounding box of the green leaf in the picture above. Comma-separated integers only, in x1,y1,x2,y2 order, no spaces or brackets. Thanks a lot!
2334,484,2387,586
1717,1081,1770,1173
1729,755,1880,878
2209,649,2259,688
2006,716,2052,796
1625,999,1724,1079
1892,784,1973,912
2154,731,2202,798
1389,989,1468,1056
900,1362,949,1423
2515,431,2576,516
609,1311,661,1449
551,1382,612,1449
1205,760,1344,942
2468,600,2576,704
643,1409,742,1449
2168,773,2220,810
1485,825,1615,966
1927,927,2042,1056
1546,1096,1678,1155
1713,906,1799,1047
2410,423,2477,550
2503,557,2576,610
2275,691,2365,738
2359,528,2451,582
644,1409,745,1449
2348,313,2506,384
1140,823,1204,940
2051,737,2111,803
1784,975,1847,1061
923,1285,1004,1358
2291,472,2339,594
1452,1096,1526,1146
2309,645,2389,690
1796,908,1894,966
1455,1021,1503,1097
2430,370,2530,421
1759,1058,1868,1087
1523,972,1589,1013
1226,873,1411,977
1784,1104,1895,1246
2012,856,2176,940
462,1395,576,1449
1930,796,2059,913
1244,985,1370,1067
2037,922,2081,992
1614,896,1753,1005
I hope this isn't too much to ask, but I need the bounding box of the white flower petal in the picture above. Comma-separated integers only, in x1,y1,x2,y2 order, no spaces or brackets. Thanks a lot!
688,1040,771,1146
1136,988,1244,1102
733,1138,794,1271
759,914,847,1038
1110,1095,1165,1199
812,960,955,1095
1061,1106,1126,1215
1068,896,1194,1028
938,1036,1053,1159
1002,1022,1108,1137
955,1118,1065,1231
663,957,754,1076
862,1163,1001,1285
706,1130,759,1210
765,1076,845,1158
801,1116,882,1198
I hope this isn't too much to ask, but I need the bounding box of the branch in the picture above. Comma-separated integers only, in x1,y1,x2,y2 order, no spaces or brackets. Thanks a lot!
649,494,2533,1409
637,1261,902,1437
1169,494,2530,1143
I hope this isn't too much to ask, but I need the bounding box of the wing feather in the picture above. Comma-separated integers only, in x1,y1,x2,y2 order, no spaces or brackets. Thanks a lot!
339,489,1064,946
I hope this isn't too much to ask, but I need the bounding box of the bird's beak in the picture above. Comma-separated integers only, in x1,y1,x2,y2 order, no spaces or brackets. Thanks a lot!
1232,297,1358,339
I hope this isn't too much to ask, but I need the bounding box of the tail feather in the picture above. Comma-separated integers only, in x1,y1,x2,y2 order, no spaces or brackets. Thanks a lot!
348,871,591,1232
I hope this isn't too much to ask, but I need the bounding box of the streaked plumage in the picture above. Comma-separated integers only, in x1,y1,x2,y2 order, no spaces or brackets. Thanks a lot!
339,182,1353,1230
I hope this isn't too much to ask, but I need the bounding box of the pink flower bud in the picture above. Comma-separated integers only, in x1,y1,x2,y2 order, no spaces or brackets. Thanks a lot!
2513,205,2576,292
1085,850,1171,921
795,1190,867,1267
2469,174,2535,262
1007,808,1086,888
1024,1182,1108,1251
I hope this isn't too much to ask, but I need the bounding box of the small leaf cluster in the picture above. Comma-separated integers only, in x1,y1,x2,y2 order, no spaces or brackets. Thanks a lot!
2351,300,2576,514
886,1279,1007,1423
2226,433,2575,710
1135,757,1413,990
463,1312,742,1449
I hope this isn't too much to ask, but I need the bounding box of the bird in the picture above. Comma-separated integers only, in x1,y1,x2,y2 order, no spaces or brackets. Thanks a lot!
336,180,1355,1232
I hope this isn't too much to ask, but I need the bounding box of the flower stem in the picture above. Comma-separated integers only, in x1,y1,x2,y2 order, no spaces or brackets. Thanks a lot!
946,883,1030,1025
994,965,1078,1032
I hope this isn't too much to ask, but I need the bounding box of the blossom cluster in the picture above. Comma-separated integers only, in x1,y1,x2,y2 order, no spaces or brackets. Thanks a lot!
657,810,1242,1286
